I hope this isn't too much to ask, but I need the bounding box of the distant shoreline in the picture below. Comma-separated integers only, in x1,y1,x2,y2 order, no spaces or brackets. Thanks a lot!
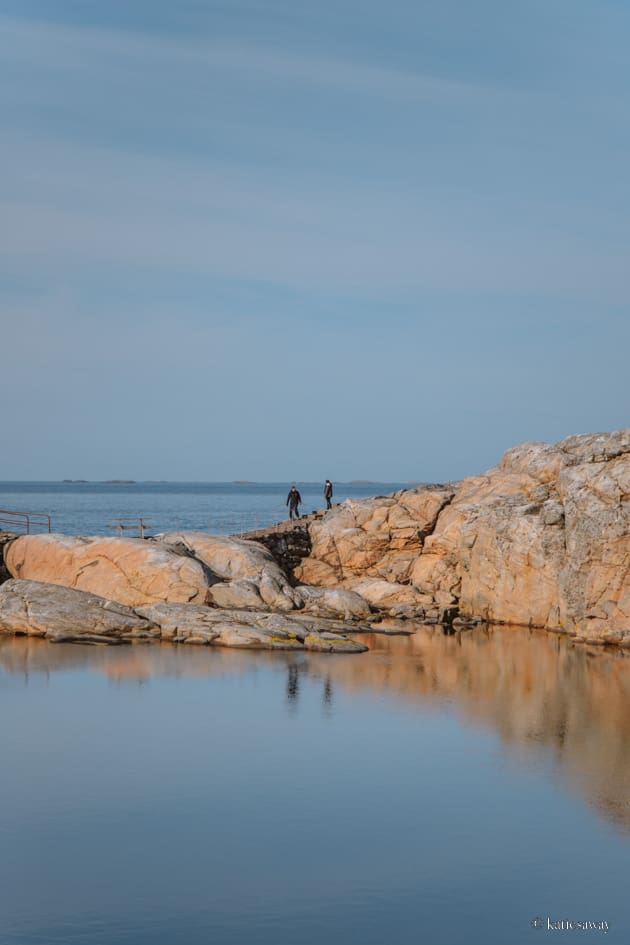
0,480,416,487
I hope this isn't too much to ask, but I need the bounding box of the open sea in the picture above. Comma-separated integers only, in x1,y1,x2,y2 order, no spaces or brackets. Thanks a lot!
1,482,630,945
0,480,410,536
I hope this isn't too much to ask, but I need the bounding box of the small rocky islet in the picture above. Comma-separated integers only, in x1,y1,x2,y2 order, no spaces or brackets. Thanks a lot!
0,428,628,653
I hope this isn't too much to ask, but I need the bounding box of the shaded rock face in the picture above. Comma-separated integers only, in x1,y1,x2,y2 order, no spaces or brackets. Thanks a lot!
0,533,15,585
0,579,157,644
137,602,368,652
297,429,630,639
4,535,213,607
0,580,368,653
251,524,312,577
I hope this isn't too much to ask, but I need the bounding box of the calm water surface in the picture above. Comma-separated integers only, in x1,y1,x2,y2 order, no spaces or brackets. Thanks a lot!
1,627,630,945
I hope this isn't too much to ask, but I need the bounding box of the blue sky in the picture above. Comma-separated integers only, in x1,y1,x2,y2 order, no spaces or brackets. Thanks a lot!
1,0,628,481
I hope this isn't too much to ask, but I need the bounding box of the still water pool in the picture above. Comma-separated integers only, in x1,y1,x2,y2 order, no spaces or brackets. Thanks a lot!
1,626,629,945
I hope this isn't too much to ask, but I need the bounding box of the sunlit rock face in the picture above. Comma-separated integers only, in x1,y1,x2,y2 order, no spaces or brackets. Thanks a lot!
3,534,213,607
1,531,372,623
450,430,630,639
156,532,302,612
155,533,372,620
297,429,630,640
296,488,455,587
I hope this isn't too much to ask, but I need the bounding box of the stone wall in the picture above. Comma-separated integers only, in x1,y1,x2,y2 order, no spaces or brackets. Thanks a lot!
240,521,312,581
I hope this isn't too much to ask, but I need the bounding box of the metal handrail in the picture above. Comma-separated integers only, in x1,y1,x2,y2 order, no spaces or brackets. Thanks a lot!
108,517,152,538
0,509,52,534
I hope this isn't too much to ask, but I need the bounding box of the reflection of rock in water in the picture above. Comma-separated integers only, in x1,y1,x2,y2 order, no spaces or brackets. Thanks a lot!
0,636,284,683
308,625,630,832
2,629,630,832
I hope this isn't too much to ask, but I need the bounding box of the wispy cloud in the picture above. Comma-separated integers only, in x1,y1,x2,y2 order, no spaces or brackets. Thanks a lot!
0,15,490,108
1,4,629,479
1,11,629,301
1,127,628,303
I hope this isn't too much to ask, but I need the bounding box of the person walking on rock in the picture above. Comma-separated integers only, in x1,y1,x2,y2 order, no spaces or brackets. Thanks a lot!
286,485,302,520
324,479,333,510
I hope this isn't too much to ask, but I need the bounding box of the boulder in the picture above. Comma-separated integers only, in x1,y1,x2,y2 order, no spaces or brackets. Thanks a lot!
156,532,301,611
3,534,213,607
206,579,265,610
0,579,157,643
347,578,433,616
293,585,372,620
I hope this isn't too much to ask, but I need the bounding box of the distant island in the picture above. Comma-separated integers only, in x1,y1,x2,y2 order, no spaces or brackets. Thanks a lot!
232,480,257,484
62,479,139,484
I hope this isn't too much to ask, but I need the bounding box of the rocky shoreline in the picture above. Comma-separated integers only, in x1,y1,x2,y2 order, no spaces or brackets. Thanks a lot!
290,428,629,648
0,429,628,652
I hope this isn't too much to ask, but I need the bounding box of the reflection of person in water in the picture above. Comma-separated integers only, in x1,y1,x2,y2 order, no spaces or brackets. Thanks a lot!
286,663,300,704
322,676,333,707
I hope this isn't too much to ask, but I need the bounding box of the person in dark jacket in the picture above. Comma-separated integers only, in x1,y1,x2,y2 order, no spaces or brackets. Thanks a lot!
324,479,333,510
286,485,302,520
